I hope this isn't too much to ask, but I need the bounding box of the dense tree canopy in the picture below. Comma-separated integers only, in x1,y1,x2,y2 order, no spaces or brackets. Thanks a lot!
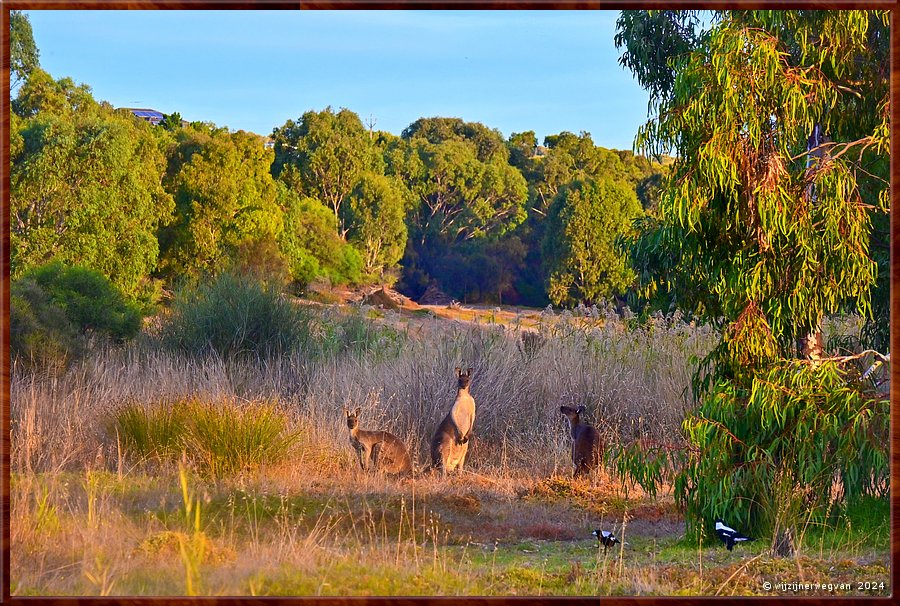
278,187,362,288
343,172,408,280
542,178,642,306
10,68,173,299
272,107,378,234
8,18,667,309
159,128,282,280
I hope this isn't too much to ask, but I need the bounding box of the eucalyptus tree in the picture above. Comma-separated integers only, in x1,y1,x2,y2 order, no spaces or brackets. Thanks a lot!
272,107,379,236
160,128,283,280
616,9,890,544
10,68,173,300
277,184,362,288
619,10,889,355
390,120,528,299
343,172,408,280
10,10,39,93
542,178,642,306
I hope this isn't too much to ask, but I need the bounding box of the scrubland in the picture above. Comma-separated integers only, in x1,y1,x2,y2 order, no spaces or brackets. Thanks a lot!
10,300,889,596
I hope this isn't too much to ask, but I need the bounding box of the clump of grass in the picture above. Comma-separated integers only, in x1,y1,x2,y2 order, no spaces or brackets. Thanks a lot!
113,398,300,477
159,271,312,359
186,400,299,477
114,404,188,463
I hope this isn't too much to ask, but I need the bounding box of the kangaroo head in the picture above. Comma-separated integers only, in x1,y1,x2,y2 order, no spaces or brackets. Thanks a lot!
345,406,361,430
559,405,586,425
455,367,473,390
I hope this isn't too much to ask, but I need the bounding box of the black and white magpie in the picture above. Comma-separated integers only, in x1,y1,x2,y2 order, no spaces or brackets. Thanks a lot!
592,529,624,551
714,518,754,551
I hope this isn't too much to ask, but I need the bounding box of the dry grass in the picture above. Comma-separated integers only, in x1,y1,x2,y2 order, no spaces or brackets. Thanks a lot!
11,304,888,596
11,304,715,475
11,461,889,596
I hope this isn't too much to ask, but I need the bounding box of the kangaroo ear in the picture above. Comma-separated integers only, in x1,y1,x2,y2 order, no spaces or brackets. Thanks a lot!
342,406,348,415
455,367,462,376
576,405,586,414
354,406,361,416
466,367,473,376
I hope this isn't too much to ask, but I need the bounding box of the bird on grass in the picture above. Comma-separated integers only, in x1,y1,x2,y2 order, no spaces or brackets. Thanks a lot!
592,529,625,551
714,518,754,551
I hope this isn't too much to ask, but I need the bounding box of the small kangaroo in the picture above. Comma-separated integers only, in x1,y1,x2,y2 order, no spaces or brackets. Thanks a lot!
344,407,413,475
430,367,476,474
559,405,603,476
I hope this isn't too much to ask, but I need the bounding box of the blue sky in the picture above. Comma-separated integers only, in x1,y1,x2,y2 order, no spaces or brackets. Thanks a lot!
25,10,651,150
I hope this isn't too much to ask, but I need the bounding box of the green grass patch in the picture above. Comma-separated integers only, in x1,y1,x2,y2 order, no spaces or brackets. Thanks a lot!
798,495,890,554
114,398,301,477
202,490,333,532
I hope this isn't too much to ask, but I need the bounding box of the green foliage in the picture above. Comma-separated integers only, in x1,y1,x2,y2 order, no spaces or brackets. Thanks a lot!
230,236,291,287
160,111,183,132
623,10,888,356
159,128,282,280
614,10,707,113
542,179,642,306
403,137,528,243
159,271,312,359
392,119,528,300
23,261,142,339
618,10,891,546
278,187,362,288
676,360,889,541
502,129,665,307
10,277,81,369
402,116,509,163
272,107,378,233
11,262,142,368
506,130,538,174
10,10,40,92
535,132,630,206
114,398,300,477
609,440,681,500
10,72,174,298
343,172,408,279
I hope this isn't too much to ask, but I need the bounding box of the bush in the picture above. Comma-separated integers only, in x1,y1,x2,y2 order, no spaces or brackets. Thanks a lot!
23,261,142,340
114,398,299,476
10,278,80,369
675,359,889,544
160,271,311,358
11,261,142,368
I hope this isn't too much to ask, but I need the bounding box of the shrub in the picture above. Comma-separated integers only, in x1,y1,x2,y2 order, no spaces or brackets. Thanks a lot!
10,277,81,369
675,359,889,543
22,261,142,340
160,271,311,358
114,398,300,476
231,236,291,287
11,261,141,368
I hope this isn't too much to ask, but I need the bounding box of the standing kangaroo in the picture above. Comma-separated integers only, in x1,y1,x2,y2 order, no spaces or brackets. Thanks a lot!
345,407,413,475
559,405,603,476
430,367,476,474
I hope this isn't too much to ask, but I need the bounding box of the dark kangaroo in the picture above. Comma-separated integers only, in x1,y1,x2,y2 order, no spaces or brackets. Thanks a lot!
559,405,603,476
430,368,475,474
344,407,413,475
